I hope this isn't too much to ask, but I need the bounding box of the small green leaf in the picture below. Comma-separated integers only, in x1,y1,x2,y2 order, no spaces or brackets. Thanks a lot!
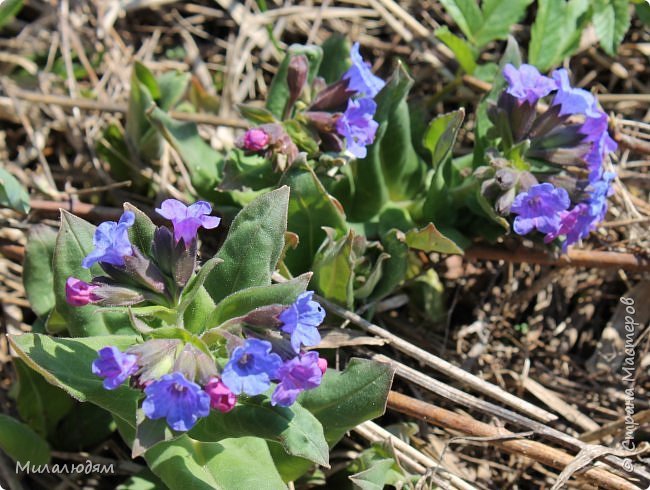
208,273,311,327
318,35,351,84
237,104,276,125
435,26,477,74
0,168,30,213
23,225,57,317
125,203,157,257
0,0,23,28
368,229,409,301
203,187,289,304
177,257,223,316
593,0,630,55
437,0,483,43
311,230,355,308
147,106,223,200
529,0,591,71
473,0,532,47
404,224,463,255
0,414,50,465
282,165,348,274
424,109,465,170
350,459,403,490
299,358,395,446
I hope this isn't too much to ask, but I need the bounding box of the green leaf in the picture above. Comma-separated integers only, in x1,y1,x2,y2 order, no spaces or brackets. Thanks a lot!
13,358,74,438
349,459,402,490
0,414,50,465
145,436,287,490
125,203,157,257
52,211,133,336
117,468,166,490
637,2,650,26
203,187,289,304
281,165,348,274
593,0,630,55
435,26,477,74
8,333,141,427
147,106,223,200
191,399,329,466
529,0,591,71
208,273,311,327
318,35,352,84
126,62,163,162
54,403,116,450
0,0,23,28
267,44,323,119
183,286,215,334
473,0,532,47
178,257,223,316
404,224,463,255
156,71,190,111
311,230,355,308
23,224,57,317
368,229,409,301
299,358,395,446
437,0,483,43
0,167,30,213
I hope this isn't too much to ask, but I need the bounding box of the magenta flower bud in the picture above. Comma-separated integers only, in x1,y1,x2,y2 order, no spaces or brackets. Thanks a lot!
205,378,237,413
66,277,100,306
242,128,270,151
317,357,328,375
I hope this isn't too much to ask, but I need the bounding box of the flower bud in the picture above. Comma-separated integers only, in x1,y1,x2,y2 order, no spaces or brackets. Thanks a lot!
173,344,218,385
241,128,270,151
65,277,100,306
288,55,309,103
128,339,182,385
205,378,237,413
317,357,328,375
309,79,355,112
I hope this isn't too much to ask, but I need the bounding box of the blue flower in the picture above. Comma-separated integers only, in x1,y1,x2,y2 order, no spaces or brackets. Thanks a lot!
221,339,282,396
551,69,600,118
155,199,221,246
503,64,556,104
511,183,570,237
271,352,323,407
279,291,325,353
142,372,210,431
580,106,618,183
342,42,385,98
82,211,135,268
92,346,139,390
335,97,379,159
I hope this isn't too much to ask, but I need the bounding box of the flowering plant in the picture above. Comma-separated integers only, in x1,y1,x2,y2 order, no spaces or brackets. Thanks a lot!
10,188,395,488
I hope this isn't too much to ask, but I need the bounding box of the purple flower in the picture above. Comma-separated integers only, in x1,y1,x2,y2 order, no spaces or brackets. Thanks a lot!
551,69,600,118
279,291,325,353
221,339,282,396
503,64,556,104
271,352,323,407
546,172,614,250
82,211,135,268
66,277,100,306
155,199,221,246
335,97,379,159
92,346,139,390
580,105,617,183
510,183,570,237
242,128,270,151
205,378,237,413
342,42,385,98
142,372,210,431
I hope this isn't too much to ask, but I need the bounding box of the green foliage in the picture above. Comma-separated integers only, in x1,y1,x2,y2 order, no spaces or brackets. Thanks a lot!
23,225,57,317
435,26,477,74
0,167,30,213
592,0,631,55
203,187,289,304
0,0,23,28
318,35,352,83
529,0,591,70
0,414,50,465
438,0,532,47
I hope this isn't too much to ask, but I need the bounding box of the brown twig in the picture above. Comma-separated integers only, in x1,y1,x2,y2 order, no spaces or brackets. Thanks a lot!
464,244,650,272
387,391,641,490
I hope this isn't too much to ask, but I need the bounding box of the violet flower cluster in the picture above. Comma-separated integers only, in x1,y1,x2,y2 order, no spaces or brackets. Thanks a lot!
237,42,385,161
482,64,617,251
68,199,327,431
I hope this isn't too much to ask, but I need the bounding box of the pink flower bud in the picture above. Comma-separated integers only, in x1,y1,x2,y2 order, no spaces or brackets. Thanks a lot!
65,277,100,306
205,378,237,413
243,128,270,151
317,357,328,375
